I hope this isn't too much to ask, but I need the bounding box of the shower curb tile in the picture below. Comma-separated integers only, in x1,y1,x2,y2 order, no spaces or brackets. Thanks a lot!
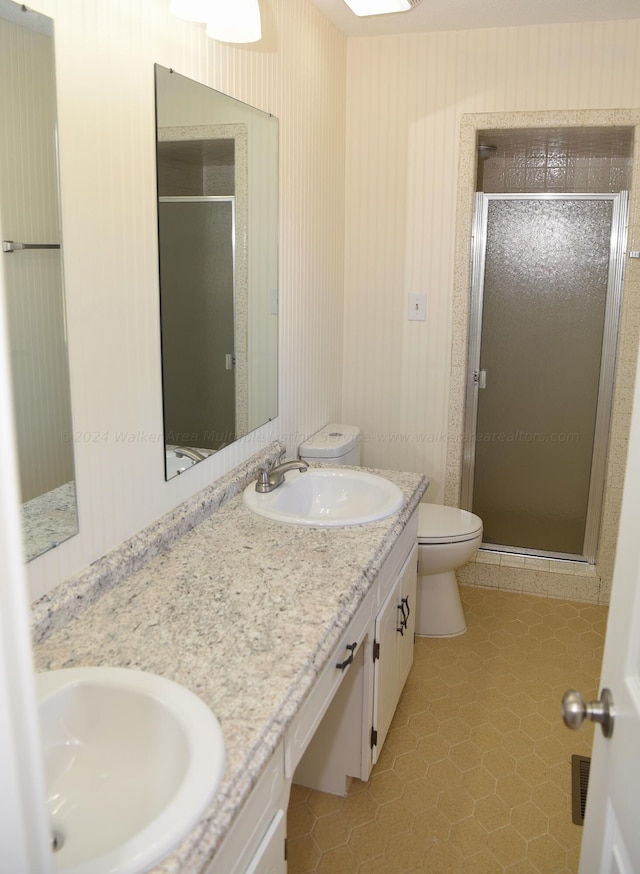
549,574,599,603
500,554,526,569
524,557,551,572
457,563,477,585
475,563,502,588
548,561,579,576
475,551,498,565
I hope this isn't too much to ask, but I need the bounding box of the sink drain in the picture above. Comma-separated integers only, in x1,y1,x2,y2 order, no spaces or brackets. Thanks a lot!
51,830,64,853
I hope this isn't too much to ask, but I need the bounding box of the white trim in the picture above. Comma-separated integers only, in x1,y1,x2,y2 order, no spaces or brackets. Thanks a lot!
0,210,52,872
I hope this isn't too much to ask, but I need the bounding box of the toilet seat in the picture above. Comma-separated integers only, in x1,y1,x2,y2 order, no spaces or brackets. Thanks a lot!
418,503,483,545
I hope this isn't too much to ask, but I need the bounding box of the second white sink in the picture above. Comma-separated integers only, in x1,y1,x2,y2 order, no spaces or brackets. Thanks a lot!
243,467,404,527
37,666,225,874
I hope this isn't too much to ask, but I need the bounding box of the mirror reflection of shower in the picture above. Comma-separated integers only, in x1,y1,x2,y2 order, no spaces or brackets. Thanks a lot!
476,143,497,190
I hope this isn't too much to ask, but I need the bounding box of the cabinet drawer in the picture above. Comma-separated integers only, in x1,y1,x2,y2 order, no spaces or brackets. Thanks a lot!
207,743,285,874
284,584,375,778
244,808,286,874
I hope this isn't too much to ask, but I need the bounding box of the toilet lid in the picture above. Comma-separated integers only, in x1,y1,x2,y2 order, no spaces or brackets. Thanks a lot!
418,503,483,544
299,424,361,459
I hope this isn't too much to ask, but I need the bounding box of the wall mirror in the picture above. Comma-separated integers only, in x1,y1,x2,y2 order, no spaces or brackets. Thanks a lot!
154,65,278,480
0,0,78,561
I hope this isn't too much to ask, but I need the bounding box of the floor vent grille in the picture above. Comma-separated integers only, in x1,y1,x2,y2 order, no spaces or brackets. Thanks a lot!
571,754,591,825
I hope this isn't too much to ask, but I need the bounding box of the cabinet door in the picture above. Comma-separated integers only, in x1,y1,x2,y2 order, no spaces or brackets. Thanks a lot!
371,576,402,763
398,543,418,688
371,544,418,764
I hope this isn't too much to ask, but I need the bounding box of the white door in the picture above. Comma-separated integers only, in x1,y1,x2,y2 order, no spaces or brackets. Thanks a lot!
572,338,640,872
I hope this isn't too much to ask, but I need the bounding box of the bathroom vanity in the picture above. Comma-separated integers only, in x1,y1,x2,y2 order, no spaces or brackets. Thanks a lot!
32,446,427,873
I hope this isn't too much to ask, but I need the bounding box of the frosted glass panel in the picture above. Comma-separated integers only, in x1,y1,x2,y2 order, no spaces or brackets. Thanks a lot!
473,198,612,555
158,200,235,457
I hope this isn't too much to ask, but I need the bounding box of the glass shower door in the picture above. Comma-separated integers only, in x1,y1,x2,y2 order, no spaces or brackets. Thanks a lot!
158,197,236,454
462,193,628,560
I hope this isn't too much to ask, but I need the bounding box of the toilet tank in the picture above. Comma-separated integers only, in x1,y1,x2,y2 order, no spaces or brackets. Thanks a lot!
299,423,362,466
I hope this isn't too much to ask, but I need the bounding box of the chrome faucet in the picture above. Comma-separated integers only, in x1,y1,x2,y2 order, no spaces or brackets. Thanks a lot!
174,446,206,462
255,449,309,493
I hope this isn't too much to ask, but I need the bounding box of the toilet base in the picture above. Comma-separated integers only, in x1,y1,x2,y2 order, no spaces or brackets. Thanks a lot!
415,570,466,638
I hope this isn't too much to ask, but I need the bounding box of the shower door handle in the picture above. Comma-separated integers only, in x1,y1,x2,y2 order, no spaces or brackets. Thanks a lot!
473,369,487,389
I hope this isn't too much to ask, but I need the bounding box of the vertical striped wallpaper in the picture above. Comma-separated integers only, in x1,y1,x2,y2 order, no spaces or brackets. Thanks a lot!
19,6,640,600
342,19,640,503
25,0,346,600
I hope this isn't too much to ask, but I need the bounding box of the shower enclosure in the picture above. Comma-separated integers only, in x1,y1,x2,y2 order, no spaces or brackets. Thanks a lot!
461,192,628,562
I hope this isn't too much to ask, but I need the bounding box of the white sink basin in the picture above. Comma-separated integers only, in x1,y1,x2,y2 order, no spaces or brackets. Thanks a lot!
243,467,404,527
36,667,225,874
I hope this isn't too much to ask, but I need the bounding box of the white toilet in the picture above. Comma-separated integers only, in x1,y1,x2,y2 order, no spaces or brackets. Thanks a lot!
416,503,483,638
299,423,483,638
299,423,362,466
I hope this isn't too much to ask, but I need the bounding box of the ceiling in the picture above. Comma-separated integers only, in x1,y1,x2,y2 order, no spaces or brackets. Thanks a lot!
309,0,640,37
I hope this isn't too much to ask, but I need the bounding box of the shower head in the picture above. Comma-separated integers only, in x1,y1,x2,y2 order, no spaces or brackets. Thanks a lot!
478,144,498,160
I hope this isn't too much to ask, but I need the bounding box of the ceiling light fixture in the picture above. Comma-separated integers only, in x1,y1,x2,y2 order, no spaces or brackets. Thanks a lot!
170,0,262,43
343,0,421,16
206,0,261,43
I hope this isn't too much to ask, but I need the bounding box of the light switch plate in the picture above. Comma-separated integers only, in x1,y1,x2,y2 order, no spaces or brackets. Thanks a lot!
408,293,426,321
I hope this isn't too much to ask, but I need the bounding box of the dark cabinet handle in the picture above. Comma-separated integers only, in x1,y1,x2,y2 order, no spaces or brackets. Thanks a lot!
336,642,357,671
397,595,411,635
401,596,410,619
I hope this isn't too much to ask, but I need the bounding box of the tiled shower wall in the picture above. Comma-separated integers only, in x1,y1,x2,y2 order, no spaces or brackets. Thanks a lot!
480,135,633,193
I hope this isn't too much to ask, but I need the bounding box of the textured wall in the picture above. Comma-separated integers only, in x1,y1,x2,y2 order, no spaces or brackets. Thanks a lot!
22,0,346,599
342,20,640,504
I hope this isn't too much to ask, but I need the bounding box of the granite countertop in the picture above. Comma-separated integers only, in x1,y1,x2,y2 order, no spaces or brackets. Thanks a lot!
33,447,427,873
22,481,77,562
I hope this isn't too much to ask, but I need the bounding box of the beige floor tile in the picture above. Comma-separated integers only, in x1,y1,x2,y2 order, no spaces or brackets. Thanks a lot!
287,587,607,872
312,811,351,851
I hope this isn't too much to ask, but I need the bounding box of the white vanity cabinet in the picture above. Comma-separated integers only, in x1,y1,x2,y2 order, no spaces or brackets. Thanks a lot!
289,509,418,790
206,507,419,874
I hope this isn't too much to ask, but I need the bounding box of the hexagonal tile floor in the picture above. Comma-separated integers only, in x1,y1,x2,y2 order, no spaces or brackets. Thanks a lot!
287,585,607,873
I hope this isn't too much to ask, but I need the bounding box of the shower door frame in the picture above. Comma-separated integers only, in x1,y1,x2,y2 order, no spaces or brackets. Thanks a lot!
461,191,629,563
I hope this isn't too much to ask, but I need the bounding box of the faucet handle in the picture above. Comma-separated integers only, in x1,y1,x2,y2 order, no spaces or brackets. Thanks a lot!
265,447,286,472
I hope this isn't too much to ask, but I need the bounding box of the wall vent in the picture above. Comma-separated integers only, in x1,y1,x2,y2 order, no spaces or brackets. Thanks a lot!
571,755,591,825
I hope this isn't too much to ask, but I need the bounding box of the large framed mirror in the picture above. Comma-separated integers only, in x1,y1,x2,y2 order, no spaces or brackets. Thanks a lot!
0,0,78,561
154,65,278,480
